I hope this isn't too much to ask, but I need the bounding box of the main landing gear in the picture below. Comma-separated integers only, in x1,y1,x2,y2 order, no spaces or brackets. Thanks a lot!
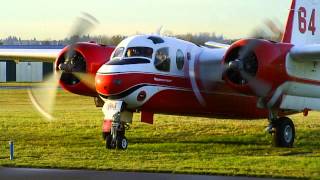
266,111,295,148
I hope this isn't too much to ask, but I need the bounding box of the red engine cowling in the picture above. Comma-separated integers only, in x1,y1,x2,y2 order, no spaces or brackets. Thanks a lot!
55,42,115,96
222,39,293,96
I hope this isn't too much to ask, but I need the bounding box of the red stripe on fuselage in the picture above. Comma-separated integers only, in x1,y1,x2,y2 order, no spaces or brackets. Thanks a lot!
96,72,191,96
282,0,296,43
290,76,320,86
96,72,246,97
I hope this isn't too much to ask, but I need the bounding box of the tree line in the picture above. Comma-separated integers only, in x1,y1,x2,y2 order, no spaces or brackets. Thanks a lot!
0,33,230,46
0,28,282,46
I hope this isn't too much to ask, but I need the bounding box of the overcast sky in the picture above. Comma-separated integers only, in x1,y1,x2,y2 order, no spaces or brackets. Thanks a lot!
0,0,292,40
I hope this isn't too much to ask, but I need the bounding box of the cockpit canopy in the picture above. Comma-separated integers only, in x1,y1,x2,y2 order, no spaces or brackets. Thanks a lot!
111,47,153,60
125,47,153,58
106,35,186,73
108,46,180,73
107,46,153,65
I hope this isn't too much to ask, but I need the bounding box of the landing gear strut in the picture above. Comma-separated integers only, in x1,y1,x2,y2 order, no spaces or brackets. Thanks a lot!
105,112,129,150
102,100,133,150
267,110,295,148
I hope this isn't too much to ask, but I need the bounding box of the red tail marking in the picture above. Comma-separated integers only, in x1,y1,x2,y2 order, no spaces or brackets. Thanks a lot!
282,0,297,43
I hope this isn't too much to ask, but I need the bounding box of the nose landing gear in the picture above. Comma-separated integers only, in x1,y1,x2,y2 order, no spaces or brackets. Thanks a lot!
102,101,133,150
105,112,129,150
105,131,128,150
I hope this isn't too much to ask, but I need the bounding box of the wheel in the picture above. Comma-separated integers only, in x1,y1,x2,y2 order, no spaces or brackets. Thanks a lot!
117,136,128,150
273,117,295,148
102,132,110,140
106,134,116,149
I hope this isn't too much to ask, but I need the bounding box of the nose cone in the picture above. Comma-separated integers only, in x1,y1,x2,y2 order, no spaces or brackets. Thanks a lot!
96,71,133,99
95,62,152,99
95,73,119,97
95,64,124,97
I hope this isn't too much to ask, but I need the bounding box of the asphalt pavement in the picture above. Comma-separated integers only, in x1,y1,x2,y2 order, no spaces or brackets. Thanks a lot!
0,167,289,180
0,86,32,89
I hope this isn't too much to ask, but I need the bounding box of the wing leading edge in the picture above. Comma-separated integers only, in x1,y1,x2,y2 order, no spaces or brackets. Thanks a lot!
205,41,230,49
289,44,320,62
0,48,63,63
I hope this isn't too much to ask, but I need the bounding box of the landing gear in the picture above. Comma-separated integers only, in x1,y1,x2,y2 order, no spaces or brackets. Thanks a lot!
105,132,128,149
105,113,129,150
272,117,295,147
117,136,128,150
101,100,133,150
105,133,114,149
267,110,295,148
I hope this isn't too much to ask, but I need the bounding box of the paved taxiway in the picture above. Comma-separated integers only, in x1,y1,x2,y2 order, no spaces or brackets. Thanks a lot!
0,86,32,89
0,86,61,89
0,167,289,180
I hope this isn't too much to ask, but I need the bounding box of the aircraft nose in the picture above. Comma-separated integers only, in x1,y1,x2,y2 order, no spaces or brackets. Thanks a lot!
95,74,123,97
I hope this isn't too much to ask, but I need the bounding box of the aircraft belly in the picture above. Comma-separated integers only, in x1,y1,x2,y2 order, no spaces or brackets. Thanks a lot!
139,87,269,119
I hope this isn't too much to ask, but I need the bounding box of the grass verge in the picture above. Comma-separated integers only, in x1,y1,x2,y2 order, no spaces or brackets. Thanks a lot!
0,87,319,179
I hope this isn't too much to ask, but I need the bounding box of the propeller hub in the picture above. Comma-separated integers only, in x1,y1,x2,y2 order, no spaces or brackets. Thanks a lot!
58,49,86,85
58,63,76,73
228,59,244,71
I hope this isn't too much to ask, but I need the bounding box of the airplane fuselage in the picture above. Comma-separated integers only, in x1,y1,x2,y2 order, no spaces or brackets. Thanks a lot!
95,35,270,119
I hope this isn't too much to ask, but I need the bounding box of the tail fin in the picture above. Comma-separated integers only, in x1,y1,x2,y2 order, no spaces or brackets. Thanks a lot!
282,0,320,45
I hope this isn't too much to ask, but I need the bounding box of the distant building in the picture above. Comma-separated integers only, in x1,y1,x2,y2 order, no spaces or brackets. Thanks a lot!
0,45,64,82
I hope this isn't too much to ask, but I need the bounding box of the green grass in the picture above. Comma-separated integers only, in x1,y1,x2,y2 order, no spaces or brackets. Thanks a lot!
0,87,320,179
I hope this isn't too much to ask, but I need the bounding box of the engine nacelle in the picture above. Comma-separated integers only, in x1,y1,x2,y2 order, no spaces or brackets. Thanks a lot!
222,39,292,96
55,42,115,96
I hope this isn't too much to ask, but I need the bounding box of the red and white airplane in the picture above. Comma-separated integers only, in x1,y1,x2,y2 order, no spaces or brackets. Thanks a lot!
1,0,319,149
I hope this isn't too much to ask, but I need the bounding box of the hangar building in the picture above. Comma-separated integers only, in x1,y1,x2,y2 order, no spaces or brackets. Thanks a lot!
0,45,64,82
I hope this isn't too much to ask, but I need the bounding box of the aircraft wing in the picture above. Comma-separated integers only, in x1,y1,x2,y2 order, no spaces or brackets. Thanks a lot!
0,47,63,63
289,44,320,61
205,41,230,49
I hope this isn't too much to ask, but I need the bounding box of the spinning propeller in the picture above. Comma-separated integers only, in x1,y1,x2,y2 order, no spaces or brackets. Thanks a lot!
251,19,283,42
224,40,271,97
190,19,282,106
28,13,99,121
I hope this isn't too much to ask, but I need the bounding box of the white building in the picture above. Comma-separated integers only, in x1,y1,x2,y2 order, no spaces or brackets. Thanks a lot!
0,45,63,82
0,62,6,82
0,61,54,82
16,62,44,82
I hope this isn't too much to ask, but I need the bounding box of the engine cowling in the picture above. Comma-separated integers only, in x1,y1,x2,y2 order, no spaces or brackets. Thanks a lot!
222,39,293,96
55,42,115,96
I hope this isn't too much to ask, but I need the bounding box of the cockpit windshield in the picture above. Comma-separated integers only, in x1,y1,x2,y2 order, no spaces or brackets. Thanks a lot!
112,47,125,59
125,47,153,58
108,46,153,65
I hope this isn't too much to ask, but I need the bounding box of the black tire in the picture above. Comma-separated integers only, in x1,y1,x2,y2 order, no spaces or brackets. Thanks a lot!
106,134,116,149
117,136,128,150
273,117,295,148
102,132,110,140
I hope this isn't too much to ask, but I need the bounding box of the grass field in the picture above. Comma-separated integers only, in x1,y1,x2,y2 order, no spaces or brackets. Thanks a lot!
0,86,320,179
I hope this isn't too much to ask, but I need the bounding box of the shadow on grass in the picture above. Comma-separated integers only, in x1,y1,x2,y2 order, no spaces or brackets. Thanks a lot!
280,151,313,156
129,134,269,146
129,129,320,154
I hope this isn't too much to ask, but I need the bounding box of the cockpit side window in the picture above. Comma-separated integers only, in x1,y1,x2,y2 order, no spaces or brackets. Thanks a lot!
112,47,125,59
176,49,184,70
125,47,153,59
154,47,170,72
